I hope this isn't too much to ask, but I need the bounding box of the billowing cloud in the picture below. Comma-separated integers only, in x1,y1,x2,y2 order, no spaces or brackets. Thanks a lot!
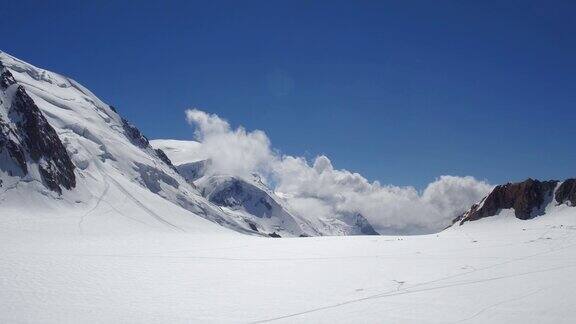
185,109,493,233
185,109,275,179
273,156,492,233
422,175,494,222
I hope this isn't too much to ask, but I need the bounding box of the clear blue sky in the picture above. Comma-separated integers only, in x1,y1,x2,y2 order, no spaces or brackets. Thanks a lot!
2,1,575,188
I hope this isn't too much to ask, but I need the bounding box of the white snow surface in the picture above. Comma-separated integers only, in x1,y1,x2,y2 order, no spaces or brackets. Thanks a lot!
2,203,576,323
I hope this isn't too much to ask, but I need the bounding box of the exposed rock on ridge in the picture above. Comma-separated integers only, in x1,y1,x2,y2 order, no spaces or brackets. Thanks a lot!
555,179,576,206
457,178,575,224
0,63,75,194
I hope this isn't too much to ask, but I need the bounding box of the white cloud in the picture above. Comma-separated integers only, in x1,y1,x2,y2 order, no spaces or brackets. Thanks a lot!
185,109,230,137
185,109,275,179
273,156,492,233
422,175,494,222
185,109,493,233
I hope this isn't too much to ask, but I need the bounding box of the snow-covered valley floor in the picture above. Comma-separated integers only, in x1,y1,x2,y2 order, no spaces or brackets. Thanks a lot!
2,207,576,323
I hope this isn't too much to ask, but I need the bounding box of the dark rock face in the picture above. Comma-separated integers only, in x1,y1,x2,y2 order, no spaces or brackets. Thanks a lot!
0,118,27,175
122,118,149,148
155,148,173,167
0,66,75,194
245,221,258,232
0,65,26,175
0,65,16,88
154,148,179,173
459,179,558,224
555,179,576,206
353,213,379,235
122,118,178,172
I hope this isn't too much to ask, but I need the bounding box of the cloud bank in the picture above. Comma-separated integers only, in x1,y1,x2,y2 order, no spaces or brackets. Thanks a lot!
185,109,493,233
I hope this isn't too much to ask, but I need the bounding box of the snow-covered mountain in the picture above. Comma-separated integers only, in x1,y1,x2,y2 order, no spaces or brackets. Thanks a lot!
0,51,376,237
152,139,380,236
0,51,278,236
454,178,576,226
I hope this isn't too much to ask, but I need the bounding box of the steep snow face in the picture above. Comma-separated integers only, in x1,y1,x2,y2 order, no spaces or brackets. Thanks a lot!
0,51,255,236
152,139,380,236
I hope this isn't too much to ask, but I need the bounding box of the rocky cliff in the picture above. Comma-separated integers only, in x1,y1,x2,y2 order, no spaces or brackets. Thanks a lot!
456,178,575,224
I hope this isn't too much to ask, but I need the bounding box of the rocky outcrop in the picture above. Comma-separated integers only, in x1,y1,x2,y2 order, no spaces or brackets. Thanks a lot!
555,179,576,206
122,118,149,149
0,119,27,175
154,148,179,174
121,117,178,173
352,213,379,235
0,64,16,88
0,65,75,194
457,178,576,224
155,148,174,167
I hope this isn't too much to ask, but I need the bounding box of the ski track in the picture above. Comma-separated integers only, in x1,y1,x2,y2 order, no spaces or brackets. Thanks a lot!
251,229,576,323
450,287,547,323
104,175,185,232
77,171,110,234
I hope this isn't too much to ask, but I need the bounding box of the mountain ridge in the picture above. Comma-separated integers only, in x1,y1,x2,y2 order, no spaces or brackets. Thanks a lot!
455,178,576,225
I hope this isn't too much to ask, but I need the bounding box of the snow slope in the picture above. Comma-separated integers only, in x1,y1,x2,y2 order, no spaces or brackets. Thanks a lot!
2,204,576,323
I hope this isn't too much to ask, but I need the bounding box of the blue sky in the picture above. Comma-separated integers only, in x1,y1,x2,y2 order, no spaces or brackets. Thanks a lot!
2,0,575,188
